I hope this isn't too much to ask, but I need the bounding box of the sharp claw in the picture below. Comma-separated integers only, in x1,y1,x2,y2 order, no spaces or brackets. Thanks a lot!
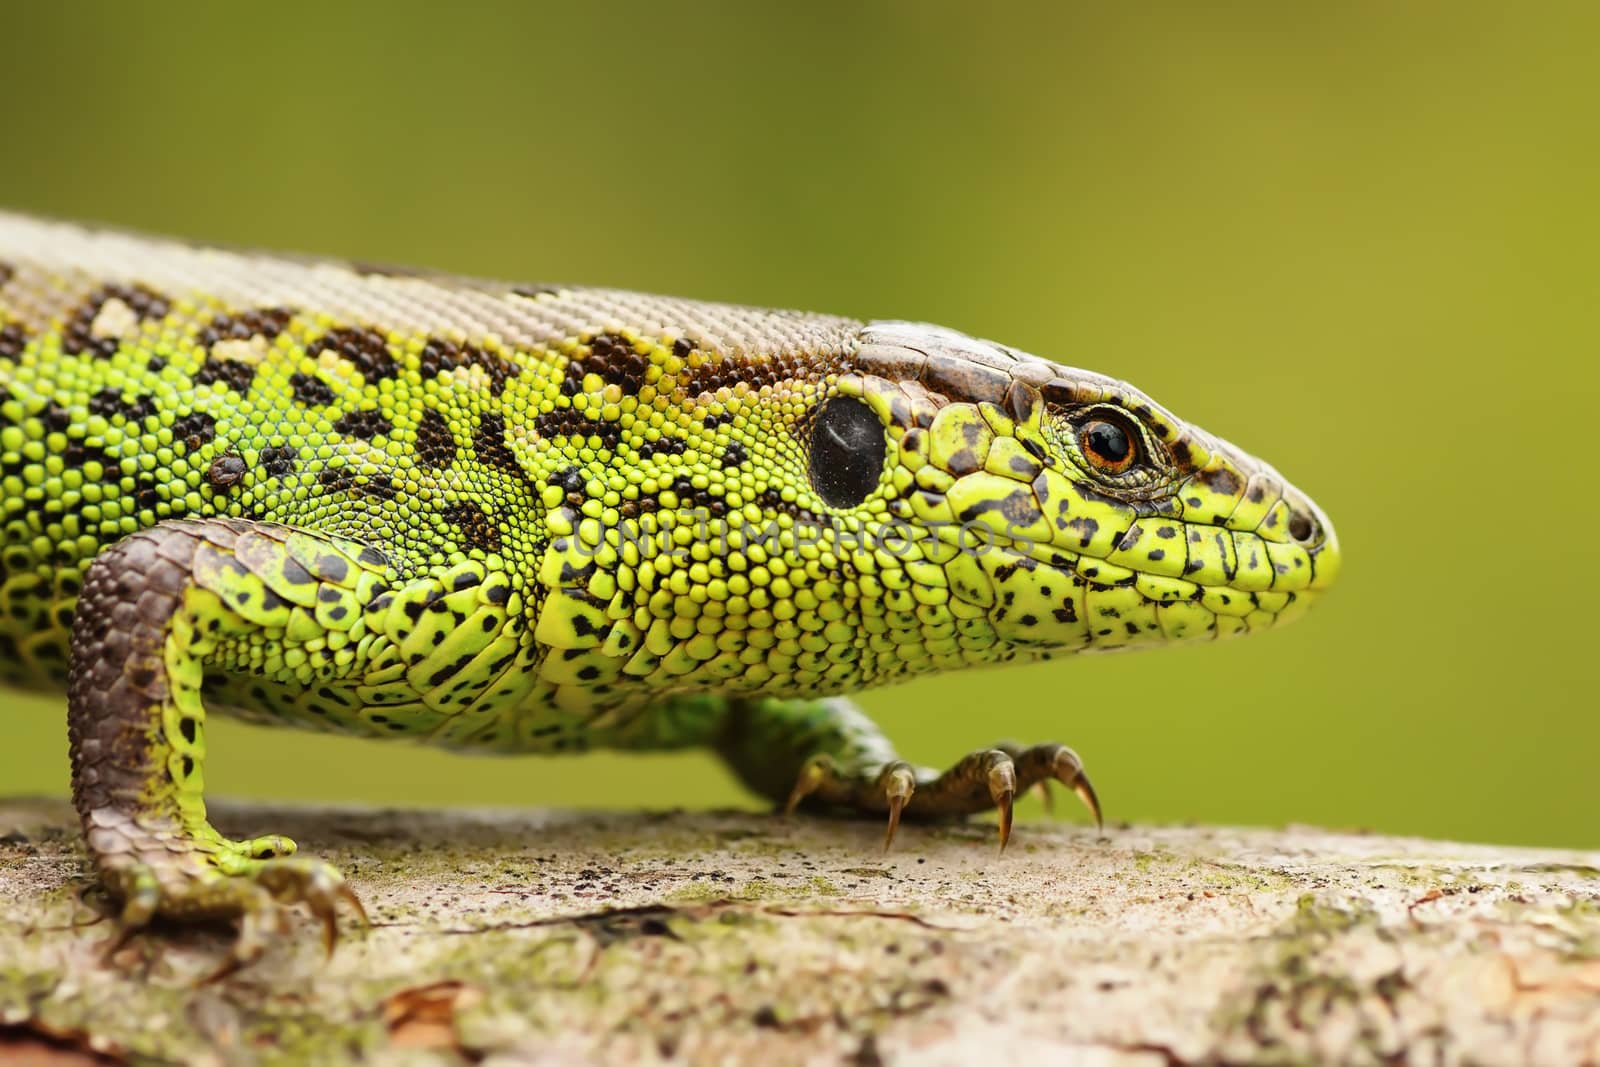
881,764,916,852
1035,779,1055,815
1050,747,1103,833
783,756,829,816
1074,772,1104,834
988,758,1017,853
320,907,339,958
339,884,370,927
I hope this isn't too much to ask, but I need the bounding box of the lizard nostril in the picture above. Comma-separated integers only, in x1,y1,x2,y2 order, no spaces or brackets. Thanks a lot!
1288,511,1316,544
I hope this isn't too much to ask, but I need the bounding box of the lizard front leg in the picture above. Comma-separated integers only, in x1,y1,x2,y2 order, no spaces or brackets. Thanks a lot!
68,517,382,971
717,696,1101,850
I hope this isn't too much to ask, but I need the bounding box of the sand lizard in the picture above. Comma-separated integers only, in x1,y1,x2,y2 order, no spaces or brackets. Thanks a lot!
0,213,1340,969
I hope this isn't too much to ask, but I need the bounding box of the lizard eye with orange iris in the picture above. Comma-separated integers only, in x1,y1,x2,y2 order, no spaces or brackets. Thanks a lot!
1079,418,1138,474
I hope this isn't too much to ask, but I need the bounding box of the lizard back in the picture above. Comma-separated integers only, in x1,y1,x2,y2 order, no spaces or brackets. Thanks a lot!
0,213,856,703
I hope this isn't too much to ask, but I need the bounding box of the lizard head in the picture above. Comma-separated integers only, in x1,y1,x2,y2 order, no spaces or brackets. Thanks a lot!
532,307,1339,697
796,321,1342,666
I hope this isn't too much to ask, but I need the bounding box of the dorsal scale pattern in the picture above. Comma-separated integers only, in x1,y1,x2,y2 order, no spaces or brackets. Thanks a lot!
0,215,861,736
0,214,1341,752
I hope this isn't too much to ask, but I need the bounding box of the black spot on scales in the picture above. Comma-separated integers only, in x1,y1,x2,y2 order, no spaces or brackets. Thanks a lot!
200,307,293,347
308,326,397,383
356,475,401,502
290,373,335,407
414,408,458,469
442,502,502,552
473,413,526,475
561,333,647,397
318,467,354,493
1065,516,1099,549
88,388,157,423
549,467,585,495
194,356,256,394
333,408,393,441
259,445,297,478
171,412,217,450
0,323,26,361
534,410,621,450
420,338,518,396
636,436,687,459
1201,468,1243,496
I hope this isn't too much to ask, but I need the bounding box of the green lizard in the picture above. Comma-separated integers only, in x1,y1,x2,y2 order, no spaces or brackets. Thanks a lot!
0,213,1339,968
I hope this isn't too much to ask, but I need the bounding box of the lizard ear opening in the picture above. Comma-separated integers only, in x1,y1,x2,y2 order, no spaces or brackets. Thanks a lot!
807,396,887,508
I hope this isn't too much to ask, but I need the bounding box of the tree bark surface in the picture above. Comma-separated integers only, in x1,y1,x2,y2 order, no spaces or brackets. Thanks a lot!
1,797,1597,1066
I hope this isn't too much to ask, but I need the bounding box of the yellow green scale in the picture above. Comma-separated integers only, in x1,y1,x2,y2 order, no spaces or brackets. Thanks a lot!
0,213,1340,969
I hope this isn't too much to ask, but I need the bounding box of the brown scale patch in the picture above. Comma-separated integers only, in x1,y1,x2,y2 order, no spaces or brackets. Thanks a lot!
171,411,217,450
0,262,12,287
199,307,293,347
442,502,502,552
62,284,171,358
560,333,648,397
635,436,687,459
473,414,529,477
194,357,256,394
1002,382,1038,425
945,449,981,477
1,323,29,360
676,345,807,397
133,475,162,512
920,353,1011,406
88,387,157,423
356,475,401,502
414,408,458,468
307,326,397,383
653,475,726,517
533,409,622,451
318,466,355,493
259,444,298,477
547,466,586,506
757,487,821,526
333,407,393,441
510,284,560,299
61,437,119,473
290,372,335,406
419,338,519,397
1201,468,1243,496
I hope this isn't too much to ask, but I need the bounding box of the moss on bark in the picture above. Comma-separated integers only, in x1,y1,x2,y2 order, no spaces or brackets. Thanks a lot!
2,798,1598,1065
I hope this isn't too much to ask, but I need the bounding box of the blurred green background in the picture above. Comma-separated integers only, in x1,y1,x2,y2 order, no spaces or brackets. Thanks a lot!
4,3,1595,848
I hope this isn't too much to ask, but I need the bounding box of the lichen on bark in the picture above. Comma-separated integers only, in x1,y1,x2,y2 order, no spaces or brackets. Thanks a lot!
1,798,1597,1065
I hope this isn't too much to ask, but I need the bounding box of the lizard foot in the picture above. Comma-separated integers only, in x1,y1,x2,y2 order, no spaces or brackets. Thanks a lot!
104,836,367,978
782,741,1101,851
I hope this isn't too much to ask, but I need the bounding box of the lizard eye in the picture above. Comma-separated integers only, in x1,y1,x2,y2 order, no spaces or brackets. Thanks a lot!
1078,416,1140,475
808,396,887,507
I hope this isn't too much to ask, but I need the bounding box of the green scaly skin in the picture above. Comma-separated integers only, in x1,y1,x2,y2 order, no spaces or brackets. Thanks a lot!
0,213,1340,967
